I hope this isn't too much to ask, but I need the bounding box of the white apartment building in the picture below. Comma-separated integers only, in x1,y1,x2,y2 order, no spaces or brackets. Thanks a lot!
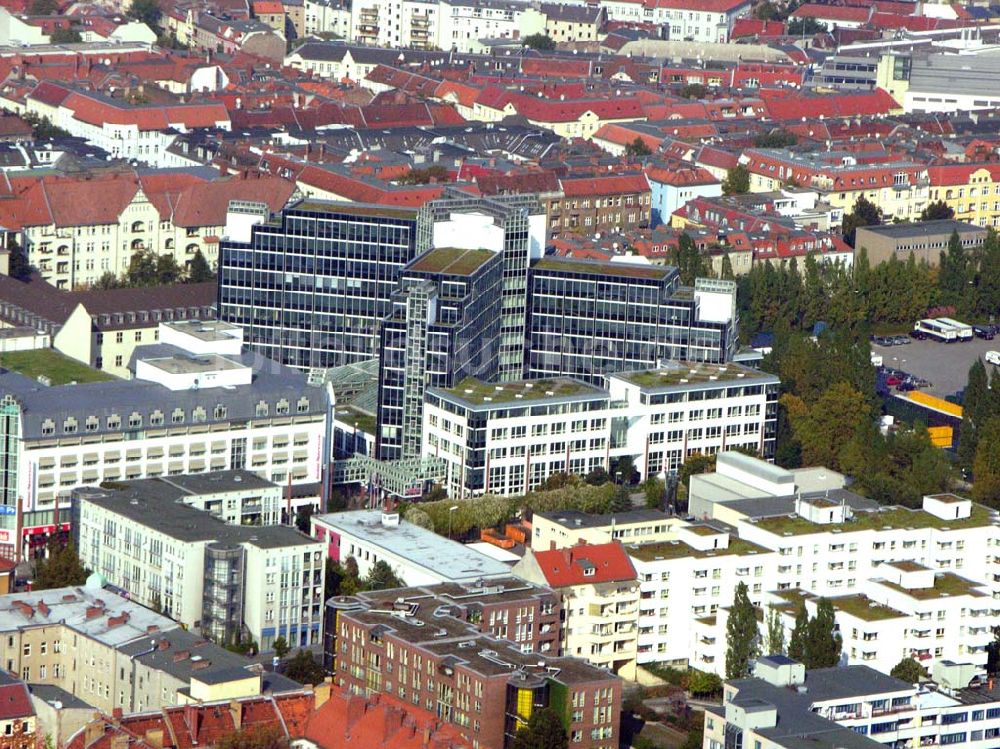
0,320,332,560
303,0,351,36
707,658,1000,749
423,363,779,498
75,479,325,652
311,509,512,585
643,0,752,43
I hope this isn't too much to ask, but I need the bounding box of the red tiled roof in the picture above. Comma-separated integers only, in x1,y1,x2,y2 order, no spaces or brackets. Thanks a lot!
646,165,719,187
561,173,649,197
928,163,1000,185
760,88,899,120
730,17,786,37
0,679,32,721
790,3,870,21
252,0,284,13
533,542,637,587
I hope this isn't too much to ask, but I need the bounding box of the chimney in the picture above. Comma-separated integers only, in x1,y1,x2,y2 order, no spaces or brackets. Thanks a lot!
109,734,129,749
144,729,164,749
345,694,367,730
147,625,159,635
111,708,123,722
313,677,333,709
13,601,33,618
85,605,103,620
106,612,130,628
229,700,243,732
172,650,191,662
158,640,170,651
37,601,49,617
191,660,212,671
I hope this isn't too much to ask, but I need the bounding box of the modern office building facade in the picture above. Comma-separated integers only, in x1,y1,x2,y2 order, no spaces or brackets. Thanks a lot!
423,362,776,497
526,259,739,385
0,321,332,560
218,200,422,370
376,247,504,460
416,192,547,382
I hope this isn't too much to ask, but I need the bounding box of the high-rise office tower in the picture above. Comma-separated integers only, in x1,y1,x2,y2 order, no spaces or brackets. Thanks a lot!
376,247,504,461
417,191,546,381
218,200,421,369
526,258,738,385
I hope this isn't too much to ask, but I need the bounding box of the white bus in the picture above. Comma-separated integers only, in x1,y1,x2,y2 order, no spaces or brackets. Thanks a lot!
935,317,973,341
913,318,958,342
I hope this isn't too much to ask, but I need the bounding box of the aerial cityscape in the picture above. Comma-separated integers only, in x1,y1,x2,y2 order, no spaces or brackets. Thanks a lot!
0,0,994,748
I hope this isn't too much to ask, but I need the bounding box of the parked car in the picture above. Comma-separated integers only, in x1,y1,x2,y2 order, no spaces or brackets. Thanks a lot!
875,336,895,346
974,325,995,340
986,350,1000,366
886,375,902,386
892,336,911,345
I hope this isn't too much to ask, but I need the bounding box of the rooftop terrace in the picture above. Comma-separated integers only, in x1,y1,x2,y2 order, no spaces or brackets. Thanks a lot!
407,247,498,276
436,376,605,406
752,504,995,536
613,362,775,389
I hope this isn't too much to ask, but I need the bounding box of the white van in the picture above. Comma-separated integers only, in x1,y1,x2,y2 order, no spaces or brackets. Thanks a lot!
986,351,1000,366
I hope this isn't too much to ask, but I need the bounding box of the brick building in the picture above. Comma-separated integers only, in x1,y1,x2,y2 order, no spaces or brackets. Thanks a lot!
326,583,620,749
553,174,651,235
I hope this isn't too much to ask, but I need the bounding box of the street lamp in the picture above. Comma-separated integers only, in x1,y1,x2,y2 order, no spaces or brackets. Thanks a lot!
448,505,459,539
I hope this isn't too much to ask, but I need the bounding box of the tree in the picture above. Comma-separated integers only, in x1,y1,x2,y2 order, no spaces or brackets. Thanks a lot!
34,541,88,590
720,253,735,281
294,505,314,534
92,271,120,290
272,636,290,659
973,416,1000,507
725,582,760,679
612,455,637,484
642,476,665,509
678,453,716,490
187,249,214,282
625,137,652,157
29,0,57,13
787,382,871,472
585,467,610,485
939,229,972,309
787,17,823,35
842,195,882,247
539,472,575,491
522,33,555,50
510,708,568,749
754,1,779,20
764,606,785,656
920,200,955,222
126,250,158,286
686,669,722,697
803,598,841,669
753,130,797,148
156,253,181,285
283,649,325,684
680,83,707,100
50,27,82,43
128,0,161,27
608,483,632,513
397,165,448,185
671,232,708,286
21,112,70,140
890,657,927,683
787,604,808,662
363,559,405,591
7,240,30,282
722,164,750,195
216,725,288,749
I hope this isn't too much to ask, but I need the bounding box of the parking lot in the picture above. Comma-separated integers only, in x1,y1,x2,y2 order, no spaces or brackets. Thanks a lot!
871,335,1000,399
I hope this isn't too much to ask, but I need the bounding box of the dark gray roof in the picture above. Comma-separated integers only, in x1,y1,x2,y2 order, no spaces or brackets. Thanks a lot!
74,482,317,548
536,508,669,529
153,470,276,496
856,219,985,240
2,346,328,440
29,683,93,710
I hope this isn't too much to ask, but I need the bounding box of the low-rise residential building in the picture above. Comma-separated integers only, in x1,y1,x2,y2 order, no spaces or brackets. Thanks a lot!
311,509,512,585
0,673,35,749
513,542,640,678
705,658,1000,749
74,476,325,652
854,220,987,266
646,165,722,227
328,585,622,749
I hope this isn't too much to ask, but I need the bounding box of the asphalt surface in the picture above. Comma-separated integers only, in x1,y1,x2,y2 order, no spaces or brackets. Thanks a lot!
872,335,1000,400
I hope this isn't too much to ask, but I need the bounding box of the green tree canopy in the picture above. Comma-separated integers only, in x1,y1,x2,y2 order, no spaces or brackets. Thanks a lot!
30,0,58,13
765,606,785,656
50,27,82,43
920,200,955,222
34,541,89,590
187,248,214,282
725,581,760,678
787,382,872,472
722,164,750,195
890,657,927,683
625,137,653,157
363,559,405,591
283,649,325,685
803,598,841,668
216,725,288,749
510,708,568,749
271,636,290,659
787,604,808,662
522,33,555,50
842,195,882,247
680,83,707,100
128,0,162,27
973,416,1000,507
671,232,708,285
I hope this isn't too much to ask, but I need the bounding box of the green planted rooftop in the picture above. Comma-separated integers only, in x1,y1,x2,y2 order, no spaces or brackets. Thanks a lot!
753,504,995,537
408,247,497,276
879,572,986,600
334,404,377,436
628,536,770,562
615,362,773,389
0,349,114,385
532,257,671,280
440,377,605,406
829,594,906,622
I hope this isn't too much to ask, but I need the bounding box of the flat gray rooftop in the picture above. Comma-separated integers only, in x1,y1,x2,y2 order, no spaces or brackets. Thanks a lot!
856,219,984,239
315,511,511,582
163,319,242,342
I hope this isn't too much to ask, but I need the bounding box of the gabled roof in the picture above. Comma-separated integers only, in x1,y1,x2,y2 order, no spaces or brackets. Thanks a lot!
561,173,649,196
532,542,637,587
